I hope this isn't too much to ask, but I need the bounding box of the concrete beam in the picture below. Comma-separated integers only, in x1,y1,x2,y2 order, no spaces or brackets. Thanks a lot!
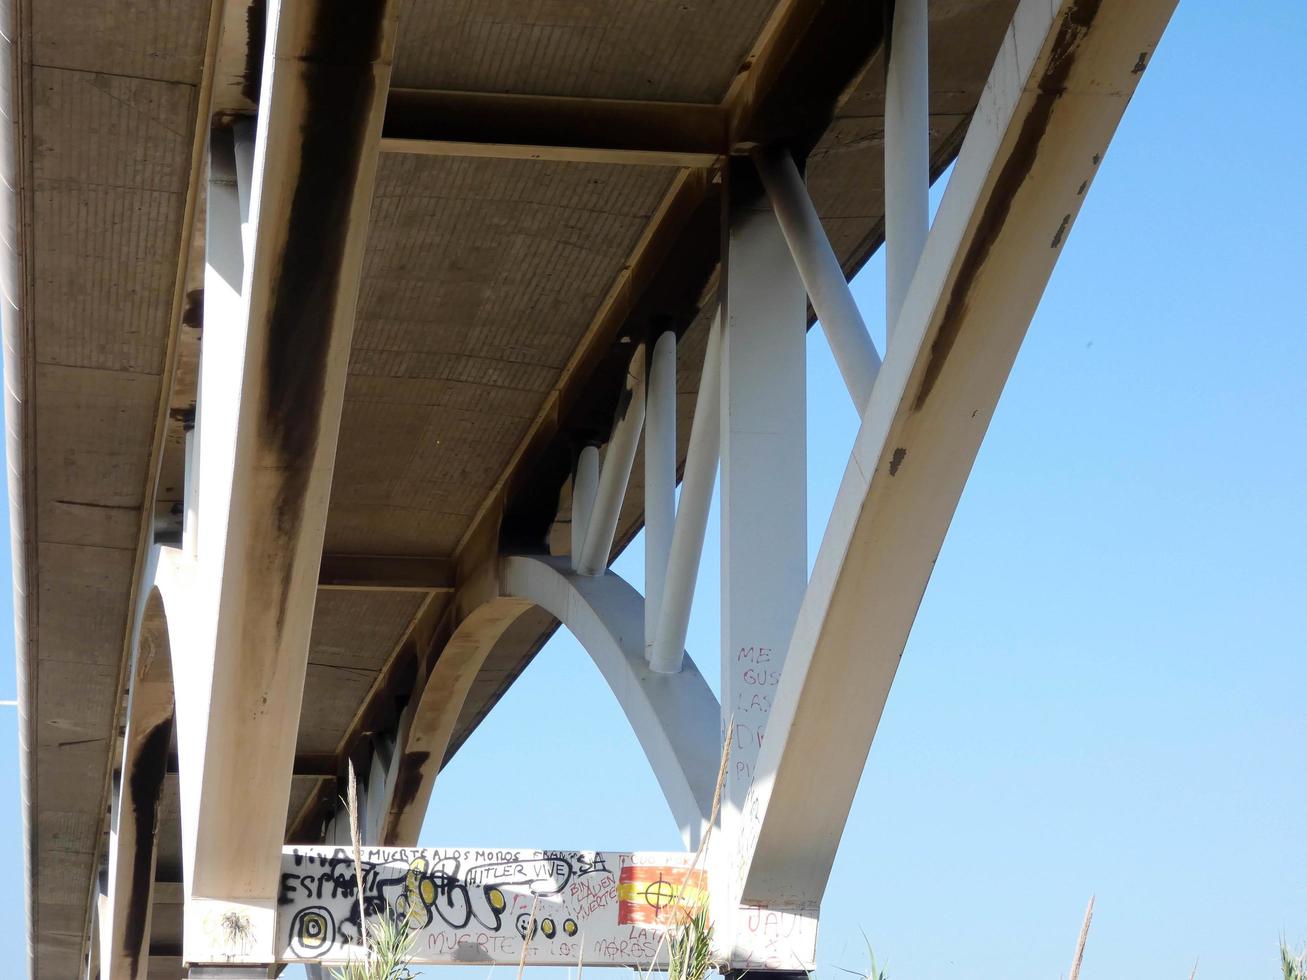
732,0,1179,907
176,0,398,962
381,88,726,168
166,752,338,778
316,554,454,592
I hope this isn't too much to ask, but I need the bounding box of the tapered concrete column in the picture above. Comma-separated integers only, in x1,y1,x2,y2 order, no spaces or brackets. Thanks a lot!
177,0,399,965
719,166,807,826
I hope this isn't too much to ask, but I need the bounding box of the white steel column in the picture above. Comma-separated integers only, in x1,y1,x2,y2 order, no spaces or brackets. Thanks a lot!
182,418,200,556
719,179,807,825
576,344,647,575
755,149,881,409
232,118,257,267
644,330,676,659
648,314,721,674
570,444,599,569
884,0,930,342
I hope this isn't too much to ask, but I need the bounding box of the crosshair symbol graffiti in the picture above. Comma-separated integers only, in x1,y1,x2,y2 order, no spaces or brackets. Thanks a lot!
289,906,335,959
642,874,677,917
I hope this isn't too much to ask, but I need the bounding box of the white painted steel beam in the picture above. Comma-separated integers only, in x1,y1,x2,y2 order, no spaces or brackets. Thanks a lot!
884,0,930,342
731,0,1179,908
719,189,807,826
648,313,722,675
385,557,720,850
570,444,600,570
644,330,677,659
754,148,881,409
576,345,647,576
176,0,399,963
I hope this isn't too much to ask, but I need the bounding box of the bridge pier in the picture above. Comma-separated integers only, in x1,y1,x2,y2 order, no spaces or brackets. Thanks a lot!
719,169,808,828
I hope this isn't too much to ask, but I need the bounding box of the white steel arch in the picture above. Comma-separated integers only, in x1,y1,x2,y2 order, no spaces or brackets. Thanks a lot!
385,555,721,851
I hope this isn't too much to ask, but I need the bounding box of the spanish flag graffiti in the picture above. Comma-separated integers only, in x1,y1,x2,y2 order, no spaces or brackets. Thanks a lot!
616,865,707,926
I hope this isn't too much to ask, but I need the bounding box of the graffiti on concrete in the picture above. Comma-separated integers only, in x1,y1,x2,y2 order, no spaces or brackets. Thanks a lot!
277,846,709,966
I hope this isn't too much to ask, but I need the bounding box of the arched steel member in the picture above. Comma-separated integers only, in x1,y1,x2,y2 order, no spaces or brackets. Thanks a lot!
384,555,721,850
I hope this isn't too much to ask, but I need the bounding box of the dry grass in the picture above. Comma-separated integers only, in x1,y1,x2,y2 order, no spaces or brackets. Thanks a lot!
331,762,418,980
1283,940,1307,980
1068,896,1095,980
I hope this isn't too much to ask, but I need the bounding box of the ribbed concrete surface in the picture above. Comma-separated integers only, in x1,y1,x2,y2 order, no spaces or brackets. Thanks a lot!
24,0,206,972
329,155,676,556
392,0,777,102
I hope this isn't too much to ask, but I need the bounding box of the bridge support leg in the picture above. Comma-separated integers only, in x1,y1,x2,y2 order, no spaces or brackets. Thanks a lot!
732,0,1179,909
719,164,807,825
644,329,677,658
884,0,930,342
649,313,722,675
172,0,398,966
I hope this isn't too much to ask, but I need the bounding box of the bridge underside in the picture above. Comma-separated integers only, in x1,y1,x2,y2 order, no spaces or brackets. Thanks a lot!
2,0,1177,975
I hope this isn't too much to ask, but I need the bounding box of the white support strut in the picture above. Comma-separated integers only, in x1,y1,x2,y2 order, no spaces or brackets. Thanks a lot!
754,148,882,410
384,556,721,850
644,330,677,659
719,190,807,826
577,344,647,576
570,444,600,570
731,0,1179,908
884,0,931,343
648,313,721,675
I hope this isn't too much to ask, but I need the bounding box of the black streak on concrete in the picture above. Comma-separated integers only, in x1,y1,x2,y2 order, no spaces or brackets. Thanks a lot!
124,717,173,978
1050,213,1071,248
242,0,267,105
743,0,888,159
258,0,386,635
888,448,907,476
914,0,1101,412
181,288,203,332
390,751,431,817
883,0,897,77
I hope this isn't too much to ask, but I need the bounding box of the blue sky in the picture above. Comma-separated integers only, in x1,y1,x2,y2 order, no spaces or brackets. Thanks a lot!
5,2,1306,978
